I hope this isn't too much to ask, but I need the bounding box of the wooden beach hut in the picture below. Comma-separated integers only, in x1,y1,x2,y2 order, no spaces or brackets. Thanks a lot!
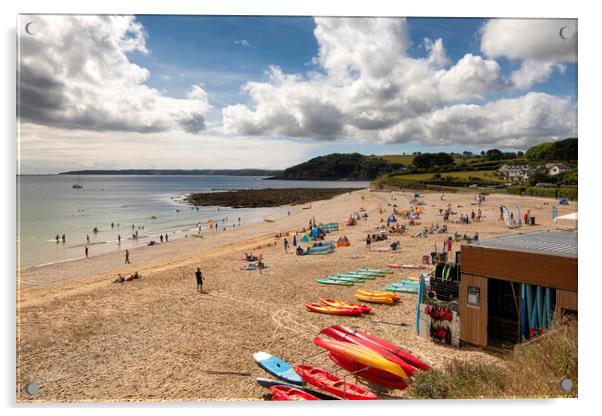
459,231,577,347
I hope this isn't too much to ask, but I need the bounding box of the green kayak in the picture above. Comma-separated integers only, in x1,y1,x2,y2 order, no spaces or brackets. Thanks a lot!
327,276,364,283
384,285,418,293
316,278,353,286
358,268,394,274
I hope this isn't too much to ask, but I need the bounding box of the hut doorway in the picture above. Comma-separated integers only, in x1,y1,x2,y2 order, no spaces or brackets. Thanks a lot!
487,278,520,346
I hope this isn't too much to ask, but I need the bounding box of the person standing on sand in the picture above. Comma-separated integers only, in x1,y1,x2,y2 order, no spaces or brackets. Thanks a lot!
160,234,164,243
125,249,130,264
87,234,90,244
195,267,204,293
85,246,89,258
366,234,371,251
55,234,59,243
283,237,289,253
165,233,169,242
117,234,121,244
61,234,66,243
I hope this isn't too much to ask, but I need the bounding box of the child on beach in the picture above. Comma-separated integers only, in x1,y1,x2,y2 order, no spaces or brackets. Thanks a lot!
195,267,204,293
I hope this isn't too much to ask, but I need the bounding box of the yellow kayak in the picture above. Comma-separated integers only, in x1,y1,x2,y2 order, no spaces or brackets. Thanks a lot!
314,337,408,379
355,293,395,304
356,289,400,301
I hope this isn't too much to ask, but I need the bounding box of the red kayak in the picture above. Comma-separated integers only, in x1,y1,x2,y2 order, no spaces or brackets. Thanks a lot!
304,303,365,315
327,352,408,390
270,385,320,401
320,327,417,378
332,325,430,371
293,364,376,400
319,297,371,314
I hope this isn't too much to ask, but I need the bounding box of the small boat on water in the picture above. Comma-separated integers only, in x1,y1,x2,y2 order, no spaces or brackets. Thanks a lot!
72,176,83,189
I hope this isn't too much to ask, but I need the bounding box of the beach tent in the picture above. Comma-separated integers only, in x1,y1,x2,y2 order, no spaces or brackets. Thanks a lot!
310,227,326,239
559,198,569,205
300,234,312,243
308,242,335,255
336,235,351,247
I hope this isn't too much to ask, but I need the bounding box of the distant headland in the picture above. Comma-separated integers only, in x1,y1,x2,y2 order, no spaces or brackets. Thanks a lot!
59,169,283,176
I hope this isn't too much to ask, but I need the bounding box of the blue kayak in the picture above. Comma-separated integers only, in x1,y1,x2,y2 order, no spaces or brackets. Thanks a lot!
253,352,304,385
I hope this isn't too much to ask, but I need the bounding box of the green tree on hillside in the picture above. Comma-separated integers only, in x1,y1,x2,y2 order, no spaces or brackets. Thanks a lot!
526,138,577,162
485,149,503,160
412,153,454,168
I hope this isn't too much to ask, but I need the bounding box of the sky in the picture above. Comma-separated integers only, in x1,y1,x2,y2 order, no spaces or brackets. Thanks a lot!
17,15,577,173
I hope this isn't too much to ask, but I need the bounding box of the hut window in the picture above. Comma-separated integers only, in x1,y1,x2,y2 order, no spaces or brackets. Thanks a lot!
467,286,480,307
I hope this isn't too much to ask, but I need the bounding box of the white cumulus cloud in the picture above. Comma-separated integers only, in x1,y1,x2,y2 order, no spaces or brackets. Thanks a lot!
480,18,576,89
223,17,574,148
18,15,211,134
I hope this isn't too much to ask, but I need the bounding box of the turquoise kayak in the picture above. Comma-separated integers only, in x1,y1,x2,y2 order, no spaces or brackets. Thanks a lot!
316,278,353,286
384,285,418,293
327,275,364,283
358,268,394,274
337,273,374,280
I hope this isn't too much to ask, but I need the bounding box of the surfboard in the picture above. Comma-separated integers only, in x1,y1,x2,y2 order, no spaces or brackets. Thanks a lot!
253,352,304,385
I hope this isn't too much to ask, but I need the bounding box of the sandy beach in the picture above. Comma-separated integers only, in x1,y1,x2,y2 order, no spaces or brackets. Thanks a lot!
16,188,577,402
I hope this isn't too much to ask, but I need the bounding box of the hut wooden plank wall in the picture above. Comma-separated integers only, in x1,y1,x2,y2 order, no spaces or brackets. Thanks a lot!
459,231,577,347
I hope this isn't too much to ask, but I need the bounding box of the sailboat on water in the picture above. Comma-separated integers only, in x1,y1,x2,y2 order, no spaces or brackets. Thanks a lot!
72,176,83,189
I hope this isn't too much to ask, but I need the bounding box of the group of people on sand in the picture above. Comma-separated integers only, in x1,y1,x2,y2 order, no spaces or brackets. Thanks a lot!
113,271,142,283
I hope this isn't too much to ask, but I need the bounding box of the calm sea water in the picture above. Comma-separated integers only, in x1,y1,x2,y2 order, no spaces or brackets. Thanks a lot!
17,175,369,269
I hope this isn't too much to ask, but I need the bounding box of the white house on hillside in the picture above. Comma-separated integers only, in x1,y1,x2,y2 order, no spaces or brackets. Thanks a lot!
546,163,570,176
498,164,534,184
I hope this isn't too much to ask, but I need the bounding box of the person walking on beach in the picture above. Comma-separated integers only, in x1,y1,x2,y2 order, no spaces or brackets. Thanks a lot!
195,267,204,293
85,246,89,258
87,234,90,244
55,234,60,243
165,233,168,242
283,237,289,253
118,234,121,244
61,234,66,243
125,249,130,264
160,234,164,243
366,234,372,251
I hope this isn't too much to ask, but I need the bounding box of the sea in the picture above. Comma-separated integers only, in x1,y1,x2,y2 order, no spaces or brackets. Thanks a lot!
16,175,369,269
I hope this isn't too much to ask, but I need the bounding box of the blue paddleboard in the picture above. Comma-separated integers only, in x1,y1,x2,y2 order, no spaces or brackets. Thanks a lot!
253,352,304,385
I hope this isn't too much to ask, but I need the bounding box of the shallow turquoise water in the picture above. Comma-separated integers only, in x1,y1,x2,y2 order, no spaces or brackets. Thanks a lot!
17,175,368,268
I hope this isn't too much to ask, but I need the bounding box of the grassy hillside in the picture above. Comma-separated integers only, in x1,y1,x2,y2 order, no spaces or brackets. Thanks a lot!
398,170,504,183
271,153,403,180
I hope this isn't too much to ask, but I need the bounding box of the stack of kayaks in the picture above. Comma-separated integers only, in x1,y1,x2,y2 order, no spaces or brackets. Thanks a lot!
316,325,430,390
355,289,400,304
315,269,390,286
305,298,371,315
384,280,420,294
305,303,365,315
316,268,393,286
294,364,377,400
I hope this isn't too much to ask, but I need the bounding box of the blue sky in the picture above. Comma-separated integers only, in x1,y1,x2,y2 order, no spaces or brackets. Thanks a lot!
132,16,576,105
18,15,577,172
